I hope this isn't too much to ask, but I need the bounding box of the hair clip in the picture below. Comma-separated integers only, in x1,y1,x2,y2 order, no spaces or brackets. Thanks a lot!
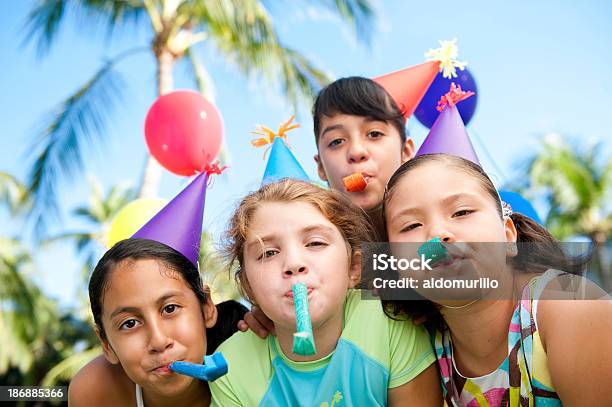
501,201,513,218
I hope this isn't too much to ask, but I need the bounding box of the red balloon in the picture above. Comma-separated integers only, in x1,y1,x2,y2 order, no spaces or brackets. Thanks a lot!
144,90,223,176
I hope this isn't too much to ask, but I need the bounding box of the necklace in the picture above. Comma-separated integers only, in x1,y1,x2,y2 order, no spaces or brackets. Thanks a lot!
441,298,480,309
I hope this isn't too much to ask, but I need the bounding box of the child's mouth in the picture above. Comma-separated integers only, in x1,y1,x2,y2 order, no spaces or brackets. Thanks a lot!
285,287,313,298
153,364,173,374
432,255,465,271
151,359,183,374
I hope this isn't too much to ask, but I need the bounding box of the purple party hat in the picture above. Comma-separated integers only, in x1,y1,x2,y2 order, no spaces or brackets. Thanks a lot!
132,164,224,266
415,83,480,165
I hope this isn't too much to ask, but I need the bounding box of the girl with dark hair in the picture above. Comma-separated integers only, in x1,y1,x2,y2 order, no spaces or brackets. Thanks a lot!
382,154,612,406
68,238,247,407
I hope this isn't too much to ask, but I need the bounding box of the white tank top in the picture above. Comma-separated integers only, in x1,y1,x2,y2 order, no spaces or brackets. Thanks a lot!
135,383,144,407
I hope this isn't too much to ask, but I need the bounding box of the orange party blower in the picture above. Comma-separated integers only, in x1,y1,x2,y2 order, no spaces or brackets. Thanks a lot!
343,172,367,192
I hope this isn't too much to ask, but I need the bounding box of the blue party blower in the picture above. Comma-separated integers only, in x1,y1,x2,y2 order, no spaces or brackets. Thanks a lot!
169,352,228,381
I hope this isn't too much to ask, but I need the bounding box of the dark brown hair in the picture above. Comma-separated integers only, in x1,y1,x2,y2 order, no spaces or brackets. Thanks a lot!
312,76,407,146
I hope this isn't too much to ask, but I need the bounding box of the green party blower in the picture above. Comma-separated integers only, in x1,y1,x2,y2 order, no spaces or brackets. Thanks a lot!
292,282,317,356
417,237,452,267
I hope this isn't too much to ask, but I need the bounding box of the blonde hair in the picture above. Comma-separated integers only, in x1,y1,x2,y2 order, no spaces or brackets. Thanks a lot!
223,179,375,303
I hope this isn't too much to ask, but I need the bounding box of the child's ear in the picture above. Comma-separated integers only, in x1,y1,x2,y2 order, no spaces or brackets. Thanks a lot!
95,328,120,365
314,154,328,182
202,290,218,329
401,137,415,163
348,250,362,288
504,216,519,257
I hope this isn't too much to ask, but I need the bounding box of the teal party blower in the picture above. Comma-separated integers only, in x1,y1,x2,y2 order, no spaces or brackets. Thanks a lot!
417,237,452,267
169,352,228,381
292,282,317,356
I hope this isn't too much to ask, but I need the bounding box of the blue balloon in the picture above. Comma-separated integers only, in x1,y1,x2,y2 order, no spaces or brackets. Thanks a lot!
414,68,478,129
498,190,544,225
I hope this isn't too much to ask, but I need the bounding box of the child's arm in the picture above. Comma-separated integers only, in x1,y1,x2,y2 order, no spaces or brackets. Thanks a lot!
387,318,441,405
538,297,612,404
388,363,442,406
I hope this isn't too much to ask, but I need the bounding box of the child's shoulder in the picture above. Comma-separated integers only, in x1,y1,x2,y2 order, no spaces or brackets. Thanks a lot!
216,329,274,375
343,289,399,326
342,289,424,347
340,289,435,385
210,330,273,406
69,355,135,407
217,328,270,353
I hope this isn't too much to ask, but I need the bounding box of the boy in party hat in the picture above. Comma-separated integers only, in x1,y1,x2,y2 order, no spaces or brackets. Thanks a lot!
314,39,467,239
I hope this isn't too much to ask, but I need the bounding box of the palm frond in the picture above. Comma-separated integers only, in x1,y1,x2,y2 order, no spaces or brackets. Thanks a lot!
41,346,102,386
0,312,35,374
79,0,148,34
185,47,216,101
0,238,62,374
23,0,69,57
23,0,147,57
188,0,332,110
198,231,240,302
0,172,30,216
185,46,234,166
315,0,375,44
26,58,126,236
525,135,611,240
274,45,330,108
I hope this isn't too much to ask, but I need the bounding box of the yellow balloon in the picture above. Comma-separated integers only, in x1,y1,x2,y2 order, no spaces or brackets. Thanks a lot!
107,198,167,248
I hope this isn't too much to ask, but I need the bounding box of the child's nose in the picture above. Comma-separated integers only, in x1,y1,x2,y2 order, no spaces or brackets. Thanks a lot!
147,321,173,353
428,229,455,243
284,265,308,277
347,141,369,163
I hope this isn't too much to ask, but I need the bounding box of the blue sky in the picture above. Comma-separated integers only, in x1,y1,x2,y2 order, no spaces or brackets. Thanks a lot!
1,0,610,307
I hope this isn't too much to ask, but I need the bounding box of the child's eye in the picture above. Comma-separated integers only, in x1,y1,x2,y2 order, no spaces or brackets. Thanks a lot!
119,319,140,330
258,249,278,260
306,241,327,248
328,138,343,148
163,304,180,315
367,130,384,139
400,223,421,233
453,209,474,218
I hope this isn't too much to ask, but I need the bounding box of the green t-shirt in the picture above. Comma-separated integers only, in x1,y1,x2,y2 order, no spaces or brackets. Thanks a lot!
210,290,435,406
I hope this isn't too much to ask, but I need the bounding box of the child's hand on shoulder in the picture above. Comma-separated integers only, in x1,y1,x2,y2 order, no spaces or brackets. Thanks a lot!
237,305,276,339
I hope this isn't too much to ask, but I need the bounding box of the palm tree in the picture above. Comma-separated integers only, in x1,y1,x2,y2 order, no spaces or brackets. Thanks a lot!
23,0,375,234
0,173,41,375
0,173,91,389
519,134,611,288
199,229,240,303
43,177,135,323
